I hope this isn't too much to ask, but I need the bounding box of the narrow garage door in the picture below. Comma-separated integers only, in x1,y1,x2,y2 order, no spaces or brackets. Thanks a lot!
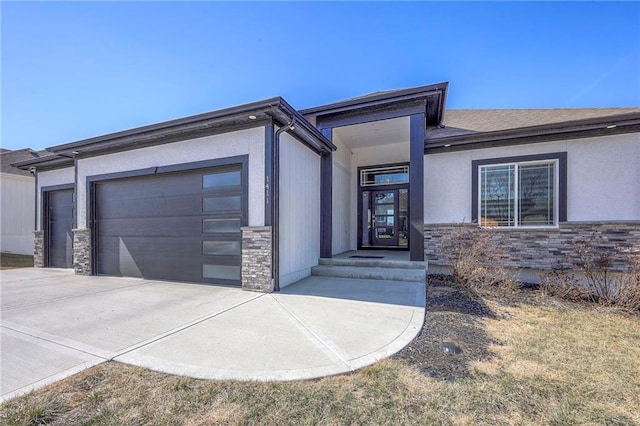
45,188,74,268
94,165,245,286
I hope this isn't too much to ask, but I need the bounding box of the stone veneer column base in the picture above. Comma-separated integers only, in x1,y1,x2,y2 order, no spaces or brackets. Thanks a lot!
73,228,92,275
34,230,44,267
241,226,273,292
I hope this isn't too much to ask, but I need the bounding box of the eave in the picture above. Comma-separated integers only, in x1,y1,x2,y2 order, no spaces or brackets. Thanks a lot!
15,98,335,172
425,112,640,154
13,155,74,172
302,82,449,129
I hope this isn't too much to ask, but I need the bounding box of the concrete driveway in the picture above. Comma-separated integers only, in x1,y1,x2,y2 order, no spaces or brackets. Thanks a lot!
1,268,425,402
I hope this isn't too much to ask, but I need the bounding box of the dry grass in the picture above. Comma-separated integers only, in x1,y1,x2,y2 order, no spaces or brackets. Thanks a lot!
0,253,34,269
2,290,639,425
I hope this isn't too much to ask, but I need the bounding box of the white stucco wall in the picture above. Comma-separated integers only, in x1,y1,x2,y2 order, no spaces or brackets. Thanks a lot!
351,142,410,168
424,133,640,223
76,127,266,229
0,174,35,254
36,167,75,230
566,133,639,221
278,132,321,288
331,133,352,255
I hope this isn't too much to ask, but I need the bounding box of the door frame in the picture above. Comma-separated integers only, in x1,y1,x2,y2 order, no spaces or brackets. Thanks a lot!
357,162,410,251
41,183,75,268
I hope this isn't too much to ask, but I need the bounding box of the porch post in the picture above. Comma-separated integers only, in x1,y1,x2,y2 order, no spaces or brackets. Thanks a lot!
409,114,425,261
320,128,333,258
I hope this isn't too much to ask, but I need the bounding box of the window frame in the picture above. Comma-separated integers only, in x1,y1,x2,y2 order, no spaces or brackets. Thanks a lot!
471,152,567,228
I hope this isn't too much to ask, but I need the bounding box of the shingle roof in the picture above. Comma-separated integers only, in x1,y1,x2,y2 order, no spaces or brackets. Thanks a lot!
1,149,52,176
432,108,640,138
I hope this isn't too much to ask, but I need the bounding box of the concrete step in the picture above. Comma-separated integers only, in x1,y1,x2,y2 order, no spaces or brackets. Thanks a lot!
319,257,427,270
311,265,426,283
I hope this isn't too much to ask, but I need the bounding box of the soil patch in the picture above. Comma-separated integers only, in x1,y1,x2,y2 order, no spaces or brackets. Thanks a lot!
393,275,499,380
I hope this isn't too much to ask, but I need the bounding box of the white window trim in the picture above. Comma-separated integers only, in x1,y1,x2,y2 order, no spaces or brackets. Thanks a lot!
478,159,559,229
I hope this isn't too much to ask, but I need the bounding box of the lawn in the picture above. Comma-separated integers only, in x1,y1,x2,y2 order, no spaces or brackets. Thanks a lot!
2,277,639,425
0,253,34,270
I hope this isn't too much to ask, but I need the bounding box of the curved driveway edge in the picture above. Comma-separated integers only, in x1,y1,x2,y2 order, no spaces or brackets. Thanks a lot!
1,269,425,401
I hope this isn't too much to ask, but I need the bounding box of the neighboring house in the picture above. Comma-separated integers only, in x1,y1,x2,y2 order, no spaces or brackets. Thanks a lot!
15,83,640,290
1,149,44,255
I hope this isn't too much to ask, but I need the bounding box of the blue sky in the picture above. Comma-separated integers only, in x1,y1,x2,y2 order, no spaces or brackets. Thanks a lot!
2,1,639,151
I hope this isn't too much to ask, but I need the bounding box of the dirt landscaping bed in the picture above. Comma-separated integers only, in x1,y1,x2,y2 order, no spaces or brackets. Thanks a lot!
2,275,639,425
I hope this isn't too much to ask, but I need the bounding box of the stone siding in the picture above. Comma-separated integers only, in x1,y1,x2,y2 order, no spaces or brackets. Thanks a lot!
241,226,273,292
72,228,92,275
424,221,640,272
33,230,44,267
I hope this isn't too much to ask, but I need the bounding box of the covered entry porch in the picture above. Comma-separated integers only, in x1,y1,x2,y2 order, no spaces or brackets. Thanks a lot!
301,82,448,262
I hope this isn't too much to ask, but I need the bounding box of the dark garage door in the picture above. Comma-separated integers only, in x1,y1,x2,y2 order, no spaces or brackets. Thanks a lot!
94,165,245,285
45,188,74,268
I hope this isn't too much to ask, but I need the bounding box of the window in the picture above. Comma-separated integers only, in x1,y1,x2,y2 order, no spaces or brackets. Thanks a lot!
360,165,409,186
203,195,241,213
472,153,566,228
203,170,241,188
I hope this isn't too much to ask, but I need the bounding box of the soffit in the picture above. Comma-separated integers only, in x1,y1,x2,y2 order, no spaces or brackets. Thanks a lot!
333,116,409,150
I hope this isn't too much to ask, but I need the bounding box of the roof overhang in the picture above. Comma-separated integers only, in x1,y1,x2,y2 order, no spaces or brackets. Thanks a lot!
0,171,35,181
15,97,335,171
13,155,74,172
302,82,449,129
425,112,640,154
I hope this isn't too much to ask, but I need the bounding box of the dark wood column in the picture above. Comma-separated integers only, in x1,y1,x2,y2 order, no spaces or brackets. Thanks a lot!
409,114,425,261
320,128,333,258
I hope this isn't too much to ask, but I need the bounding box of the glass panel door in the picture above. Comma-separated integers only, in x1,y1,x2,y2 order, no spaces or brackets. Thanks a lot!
371,190,398,246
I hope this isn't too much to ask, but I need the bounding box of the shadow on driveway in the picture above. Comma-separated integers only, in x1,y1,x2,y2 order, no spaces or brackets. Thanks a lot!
280,275,425,308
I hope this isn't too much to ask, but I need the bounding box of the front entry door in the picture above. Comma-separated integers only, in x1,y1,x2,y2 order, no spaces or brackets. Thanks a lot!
372,190,398,246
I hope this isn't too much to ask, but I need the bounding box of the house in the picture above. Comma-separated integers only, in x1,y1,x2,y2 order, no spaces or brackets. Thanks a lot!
1,149,48,255
14,83,640,290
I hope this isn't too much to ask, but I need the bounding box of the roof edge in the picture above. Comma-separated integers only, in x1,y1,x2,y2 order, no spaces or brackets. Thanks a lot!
17,97,334,170
425,111,640,152
271,98,337,152
46,97,285,153
13,155,75,171
300,82,449,117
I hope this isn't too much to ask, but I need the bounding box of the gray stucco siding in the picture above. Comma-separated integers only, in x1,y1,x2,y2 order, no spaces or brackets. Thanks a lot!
424,133,640,224
76,127,266,229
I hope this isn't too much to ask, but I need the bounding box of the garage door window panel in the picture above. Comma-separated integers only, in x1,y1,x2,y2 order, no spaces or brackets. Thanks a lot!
203,195,242,213
202,240,241,256
203,218,241,234
203,170,241,189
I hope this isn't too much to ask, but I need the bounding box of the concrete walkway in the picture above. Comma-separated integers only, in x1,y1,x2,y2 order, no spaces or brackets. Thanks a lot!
0,268,425,402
